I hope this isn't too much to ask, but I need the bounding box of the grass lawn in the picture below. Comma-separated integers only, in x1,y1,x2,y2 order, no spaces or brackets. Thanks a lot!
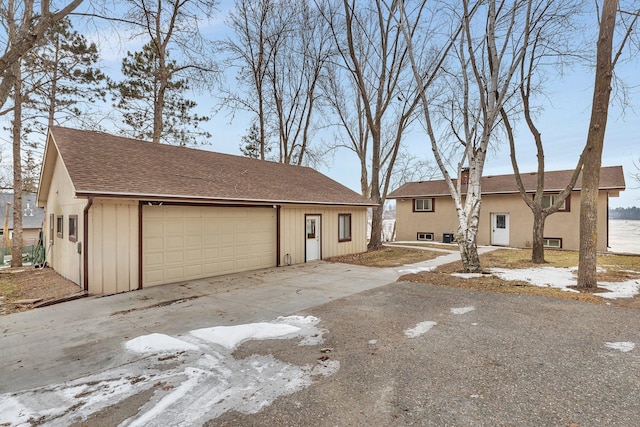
330,246,640,307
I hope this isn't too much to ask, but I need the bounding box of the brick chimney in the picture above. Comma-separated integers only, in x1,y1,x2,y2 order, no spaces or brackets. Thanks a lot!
461,167,469,185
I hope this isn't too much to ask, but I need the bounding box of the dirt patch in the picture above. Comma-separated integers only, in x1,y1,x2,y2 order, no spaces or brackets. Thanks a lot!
0,267,82,315
326,247,444,267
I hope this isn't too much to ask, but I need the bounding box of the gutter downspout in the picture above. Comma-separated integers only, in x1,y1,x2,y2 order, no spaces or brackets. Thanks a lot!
83,196,93,292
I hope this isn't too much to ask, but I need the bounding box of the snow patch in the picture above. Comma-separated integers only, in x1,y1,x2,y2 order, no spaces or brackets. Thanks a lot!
597,281,640,299
404,321,437,338
451,273,484,279
190,323,301,350
604,342,635,352
397,266,435,274
451,306,475,315
125,333,199,354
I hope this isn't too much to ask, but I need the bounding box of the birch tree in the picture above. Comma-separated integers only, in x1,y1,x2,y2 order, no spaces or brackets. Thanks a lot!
403,0,536,272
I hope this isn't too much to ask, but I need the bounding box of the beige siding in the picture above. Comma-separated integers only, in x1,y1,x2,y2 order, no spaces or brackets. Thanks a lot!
280,206,367,265
42,155,85,285
88,199,139,295
142,205,277,287
396,191,611,252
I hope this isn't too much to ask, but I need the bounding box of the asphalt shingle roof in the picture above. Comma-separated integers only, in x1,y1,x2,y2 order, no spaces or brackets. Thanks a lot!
388,166,625,198
49,127,373,206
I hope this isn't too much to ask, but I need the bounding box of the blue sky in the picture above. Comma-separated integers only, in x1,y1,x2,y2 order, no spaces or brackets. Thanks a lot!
21,0,637,208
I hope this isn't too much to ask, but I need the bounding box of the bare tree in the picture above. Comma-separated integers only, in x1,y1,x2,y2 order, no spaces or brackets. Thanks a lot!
225,0,281,160
403,0,538,272
323,0,437,250
0,0,84,111
499,0,586,263
578,0,637,288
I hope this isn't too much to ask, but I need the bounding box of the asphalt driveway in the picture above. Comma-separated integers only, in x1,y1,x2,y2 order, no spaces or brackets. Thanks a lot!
1,259,639,426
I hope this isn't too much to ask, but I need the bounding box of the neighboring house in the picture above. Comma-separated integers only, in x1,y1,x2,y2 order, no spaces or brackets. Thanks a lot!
0,193,45,246
37,127,373,295
388,166,625,252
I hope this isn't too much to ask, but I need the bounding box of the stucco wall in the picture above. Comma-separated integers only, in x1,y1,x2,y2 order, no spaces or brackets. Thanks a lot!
280,205,368,265
395,191,611,251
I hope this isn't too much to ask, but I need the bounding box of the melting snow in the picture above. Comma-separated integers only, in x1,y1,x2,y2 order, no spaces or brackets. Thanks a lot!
604,342,635,352
452,273,485,279
404,321,437,338
0,315,336,427
125,333,199,353
451,306,475,315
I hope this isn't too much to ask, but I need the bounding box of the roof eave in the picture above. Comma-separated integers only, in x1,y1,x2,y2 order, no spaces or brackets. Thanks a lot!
74,190,377,207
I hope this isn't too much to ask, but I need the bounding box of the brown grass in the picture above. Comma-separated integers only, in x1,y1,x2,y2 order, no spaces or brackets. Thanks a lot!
334,247,640,307
326,247,445,268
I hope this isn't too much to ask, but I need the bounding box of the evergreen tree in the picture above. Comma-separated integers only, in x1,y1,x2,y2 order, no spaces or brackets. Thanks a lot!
240,121,271,159
109,42,211,146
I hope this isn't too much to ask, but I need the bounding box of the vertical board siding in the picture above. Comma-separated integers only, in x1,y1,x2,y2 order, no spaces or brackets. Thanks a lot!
43,156,85,286
88,199,139,295
280,206,367,265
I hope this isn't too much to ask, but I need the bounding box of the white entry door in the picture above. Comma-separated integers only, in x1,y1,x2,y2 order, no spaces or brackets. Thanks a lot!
305,215,321,262
491,213,510,246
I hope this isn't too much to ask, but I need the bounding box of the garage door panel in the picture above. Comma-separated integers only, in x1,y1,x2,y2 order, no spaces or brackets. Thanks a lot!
143,205,276,287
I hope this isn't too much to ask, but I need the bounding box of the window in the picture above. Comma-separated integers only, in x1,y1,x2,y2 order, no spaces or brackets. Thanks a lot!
417,232,434,241
543,238,562,248
49,213,55,242
414,198,434,212
56,215,63,238
541,194,568,211
68,215,78,242
338,214,352,242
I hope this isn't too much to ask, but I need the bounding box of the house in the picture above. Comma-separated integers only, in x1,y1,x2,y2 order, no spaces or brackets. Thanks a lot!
0,193,45,247
37,127,373,295
388,166,625,251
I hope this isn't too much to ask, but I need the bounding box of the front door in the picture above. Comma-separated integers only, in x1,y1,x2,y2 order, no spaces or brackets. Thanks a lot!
491,213,510,246
305,215,321,262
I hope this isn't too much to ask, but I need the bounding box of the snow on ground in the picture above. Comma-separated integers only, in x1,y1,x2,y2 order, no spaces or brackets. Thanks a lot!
487,267,640,299
396,265,435,274
0,316,338,427
404,321,437,338
451,306,475,315
604,342,636,352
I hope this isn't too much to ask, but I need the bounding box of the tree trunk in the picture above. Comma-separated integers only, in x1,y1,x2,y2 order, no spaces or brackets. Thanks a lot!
531,210,546,263
368,199,383,250
11,62,23,268
578,0,617,289
458,228,481,273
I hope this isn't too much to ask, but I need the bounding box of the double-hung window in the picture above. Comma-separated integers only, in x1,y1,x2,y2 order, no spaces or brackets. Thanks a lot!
338,214,352,242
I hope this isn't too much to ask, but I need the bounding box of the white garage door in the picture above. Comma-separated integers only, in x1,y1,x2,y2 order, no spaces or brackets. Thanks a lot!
143,205,276,287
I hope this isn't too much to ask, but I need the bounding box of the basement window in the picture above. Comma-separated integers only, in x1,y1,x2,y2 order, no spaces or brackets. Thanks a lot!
417,232,434,241
56,215,63,238
543,238,562,249
69,215,78,243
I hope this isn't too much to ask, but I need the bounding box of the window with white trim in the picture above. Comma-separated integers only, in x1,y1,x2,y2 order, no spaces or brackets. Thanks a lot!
543,238,562,248
414,198,434,212
338,214,352,242
417,232,434,241
542,194,567,211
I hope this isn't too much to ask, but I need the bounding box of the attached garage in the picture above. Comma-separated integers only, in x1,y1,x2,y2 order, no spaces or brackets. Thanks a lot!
37,127,374,296
142,205,276,287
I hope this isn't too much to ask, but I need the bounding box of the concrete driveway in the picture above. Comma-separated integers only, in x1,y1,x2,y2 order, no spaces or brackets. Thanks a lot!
2,253,639,426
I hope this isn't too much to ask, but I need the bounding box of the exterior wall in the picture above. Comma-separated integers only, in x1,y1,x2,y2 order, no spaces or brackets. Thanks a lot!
395,191,610,252
42,155,85,285
88,198,139,295
280,205,368,265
